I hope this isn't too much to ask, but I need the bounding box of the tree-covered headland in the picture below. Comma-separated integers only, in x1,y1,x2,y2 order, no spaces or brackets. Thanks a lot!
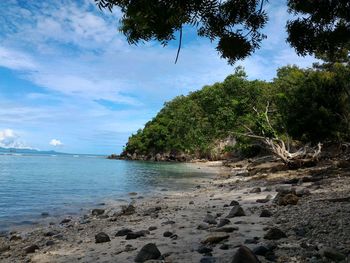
120,63,350,163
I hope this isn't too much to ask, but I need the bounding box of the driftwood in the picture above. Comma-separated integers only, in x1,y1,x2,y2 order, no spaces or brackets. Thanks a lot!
241,103,322,168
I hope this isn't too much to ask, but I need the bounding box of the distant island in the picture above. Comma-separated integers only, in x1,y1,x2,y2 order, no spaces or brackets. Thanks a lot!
0,147,68,156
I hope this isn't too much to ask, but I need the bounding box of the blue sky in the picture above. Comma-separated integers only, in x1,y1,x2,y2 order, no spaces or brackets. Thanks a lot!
0,0,316,154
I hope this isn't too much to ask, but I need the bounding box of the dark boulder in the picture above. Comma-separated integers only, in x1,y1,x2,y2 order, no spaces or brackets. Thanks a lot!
134,243,161,262
231,246,260,263
264,228,287,240
260,209,272,217
92,209,105,216
95,232,110,243
115,228,132,237
226,206,245,218
24,244,39,254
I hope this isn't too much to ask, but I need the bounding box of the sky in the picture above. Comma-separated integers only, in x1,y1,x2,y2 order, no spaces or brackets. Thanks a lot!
0,0,317,155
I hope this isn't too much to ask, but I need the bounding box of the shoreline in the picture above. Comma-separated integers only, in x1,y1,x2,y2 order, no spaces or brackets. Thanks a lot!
0,160,349,262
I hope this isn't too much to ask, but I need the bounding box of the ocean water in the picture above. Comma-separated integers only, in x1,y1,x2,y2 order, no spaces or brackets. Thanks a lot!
0,154,214,230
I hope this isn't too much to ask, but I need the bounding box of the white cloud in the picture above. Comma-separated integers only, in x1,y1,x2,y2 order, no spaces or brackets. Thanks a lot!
49,139,63,147
0,129,29,149
0,46,37,70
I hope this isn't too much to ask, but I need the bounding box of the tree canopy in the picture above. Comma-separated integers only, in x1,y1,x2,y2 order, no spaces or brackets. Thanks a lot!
96,0,350,64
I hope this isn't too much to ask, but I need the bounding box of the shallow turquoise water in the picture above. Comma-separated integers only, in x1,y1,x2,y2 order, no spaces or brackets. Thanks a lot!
0,154,212,230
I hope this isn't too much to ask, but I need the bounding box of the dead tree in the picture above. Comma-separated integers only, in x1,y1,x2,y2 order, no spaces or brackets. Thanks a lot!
241,103,322,168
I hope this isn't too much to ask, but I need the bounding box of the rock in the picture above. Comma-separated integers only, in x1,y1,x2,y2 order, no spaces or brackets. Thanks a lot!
122,204,136,215
45,240,55,246
322,247,346,261
115,228,133,237
129,192,138,196
95,232,111,243
253,245,269,256
250,187,261,193
163,231,173,237
0,245,10,253
230,200,240,206
231,246,260,263
9,235,22,241
197,223,210,230
226,206,245,218
135,243,161,262
213,227,238,233
189,201,194,205
201,235,229,245
41,212,49,217
234,221,248,225
256,198,270,203
92,209,105,216
275,186,295,195
162,220,175,225
126,230,149,240
44,230,59,237
220,244,229,250
278,194,299,206
294,227,307,237
200,256,216,263
264,186,273,192
204,214,217,225
217,218,231,228
244,238,258,244
260,209,272,217
295,188,311,197
264,228,287,240
148,226,157,231
24,244,39,254
170,234,178,240
143,207,161,216
60,218,71,224
197,245,213,254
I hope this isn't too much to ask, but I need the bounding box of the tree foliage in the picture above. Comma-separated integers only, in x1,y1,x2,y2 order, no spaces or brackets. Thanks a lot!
123,64,350,158
96,0,350,64
95,0,268,64
287,0,350,63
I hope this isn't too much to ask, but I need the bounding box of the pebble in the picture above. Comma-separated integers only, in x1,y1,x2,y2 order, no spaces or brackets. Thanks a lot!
163,231,173,237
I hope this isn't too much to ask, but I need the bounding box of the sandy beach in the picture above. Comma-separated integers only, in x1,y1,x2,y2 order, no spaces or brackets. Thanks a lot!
0,160,349,263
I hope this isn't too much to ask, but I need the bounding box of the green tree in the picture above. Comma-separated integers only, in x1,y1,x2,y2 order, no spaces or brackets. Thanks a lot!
96,0,349,64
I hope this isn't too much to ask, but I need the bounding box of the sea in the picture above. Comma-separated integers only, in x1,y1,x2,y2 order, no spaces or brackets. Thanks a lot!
0,153,214,230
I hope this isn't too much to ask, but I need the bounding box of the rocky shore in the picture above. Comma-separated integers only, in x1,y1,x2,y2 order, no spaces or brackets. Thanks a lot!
0,159,349,263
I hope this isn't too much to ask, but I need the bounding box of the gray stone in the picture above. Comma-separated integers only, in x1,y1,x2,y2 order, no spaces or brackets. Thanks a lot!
163,231,173,237
250,187,261,193
92,209,105,216
134,243,161,262
115,228,132,236
217,218,230,228
231,246,260,263
204,214,217,225
260,209,272,217
95,232,110,243
264,228,287,240
230,200,240,206
226,206,245,218
24,244,39,254
322,247,346,262
197,245,213,254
